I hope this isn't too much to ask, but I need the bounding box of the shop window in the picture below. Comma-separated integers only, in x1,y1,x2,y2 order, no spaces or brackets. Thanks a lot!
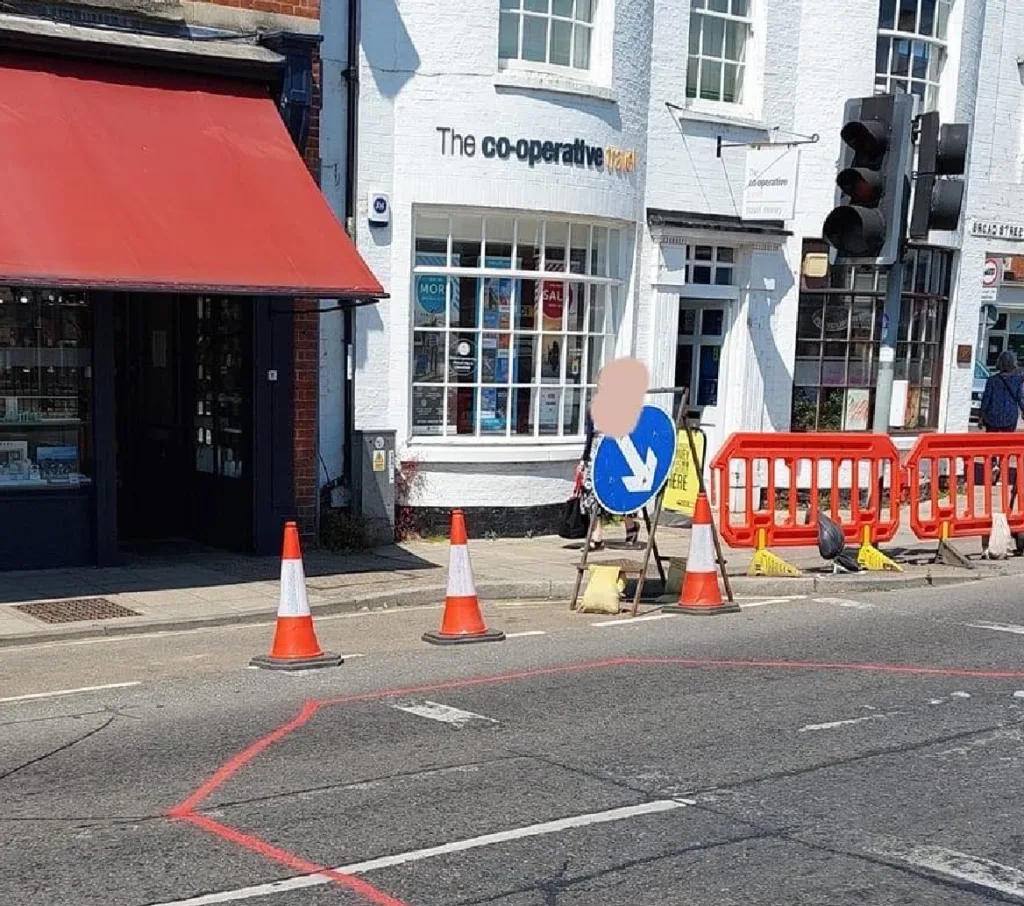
685,245,736,286
0,288,92,489
499,0,594,71
686,0,751,105
411,211,623,440
875,0,950,111
791,247,951,433
193,297,247,479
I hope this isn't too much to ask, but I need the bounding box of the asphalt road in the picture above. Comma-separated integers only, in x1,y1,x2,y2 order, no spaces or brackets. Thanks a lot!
3,578,1024,906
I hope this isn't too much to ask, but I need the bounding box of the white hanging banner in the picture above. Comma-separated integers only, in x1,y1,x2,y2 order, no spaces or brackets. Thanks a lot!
742,146,800,222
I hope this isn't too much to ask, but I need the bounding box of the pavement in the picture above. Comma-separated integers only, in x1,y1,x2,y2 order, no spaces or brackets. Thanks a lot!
3,577,1024,906
0,511,1021,647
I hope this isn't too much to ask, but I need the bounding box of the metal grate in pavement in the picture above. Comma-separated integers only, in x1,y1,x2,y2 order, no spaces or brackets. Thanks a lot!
13,598,140,624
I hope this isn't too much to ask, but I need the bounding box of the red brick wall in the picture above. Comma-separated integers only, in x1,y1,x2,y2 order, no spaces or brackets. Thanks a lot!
293,298,320,540
209,0,320,16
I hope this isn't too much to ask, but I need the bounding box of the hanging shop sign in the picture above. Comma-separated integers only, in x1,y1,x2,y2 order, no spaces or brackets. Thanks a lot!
436,126,637,173
741,147,800,222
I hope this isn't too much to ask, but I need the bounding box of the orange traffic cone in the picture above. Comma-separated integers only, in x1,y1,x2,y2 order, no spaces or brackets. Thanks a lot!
423,510,506,646
250,522,343,670
663,492,740,615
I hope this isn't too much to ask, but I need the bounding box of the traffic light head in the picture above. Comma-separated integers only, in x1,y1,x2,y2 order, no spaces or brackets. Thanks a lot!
909,111,970,240
822,94,915,266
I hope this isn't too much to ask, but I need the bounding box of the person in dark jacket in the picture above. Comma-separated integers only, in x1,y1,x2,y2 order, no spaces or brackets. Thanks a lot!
979,350,1024,558
577,410,640,551
980,350,1024,432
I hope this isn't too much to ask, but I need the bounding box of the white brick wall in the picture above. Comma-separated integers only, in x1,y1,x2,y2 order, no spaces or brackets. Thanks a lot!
338,0,1016,512
351,0,653,509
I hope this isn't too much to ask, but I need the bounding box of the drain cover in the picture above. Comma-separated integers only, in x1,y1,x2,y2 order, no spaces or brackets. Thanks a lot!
14,598,140,624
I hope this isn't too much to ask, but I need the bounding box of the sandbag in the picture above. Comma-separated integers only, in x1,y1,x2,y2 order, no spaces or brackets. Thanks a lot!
989,512,1012,560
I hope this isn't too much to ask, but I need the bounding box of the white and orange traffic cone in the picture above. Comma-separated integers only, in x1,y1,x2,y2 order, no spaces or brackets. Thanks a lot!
663,492,740,615
423,510,506,646
250,521,343,670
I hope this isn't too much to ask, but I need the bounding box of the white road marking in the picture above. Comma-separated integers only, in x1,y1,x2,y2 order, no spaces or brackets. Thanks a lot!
591,613,676,627
876,843,1024,898
967,621,1024,636
390,700,497,728
145,874,328,905
928,727,1023,758
929,699,945,705
1015,691,1024,699
506,630,547,638
739,596,808,609
798,714,889,732
148,800,688,906
0,681,141,704
814,597,874,610
337,800,686,874
950,691,971,699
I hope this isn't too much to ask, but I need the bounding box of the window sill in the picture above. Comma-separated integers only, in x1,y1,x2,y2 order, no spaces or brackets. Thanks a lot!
670,102,768,132
493,68,618,105
403,440,584,464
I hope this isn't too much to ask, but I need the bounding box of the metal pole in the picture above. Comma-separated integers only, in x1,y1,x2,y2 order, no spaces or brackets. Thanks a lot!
872,259,905,433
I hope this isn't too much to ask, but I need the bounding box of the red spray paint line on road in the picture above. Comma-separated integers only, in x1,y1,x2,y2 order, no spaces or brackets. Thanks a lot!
167,655,1024,906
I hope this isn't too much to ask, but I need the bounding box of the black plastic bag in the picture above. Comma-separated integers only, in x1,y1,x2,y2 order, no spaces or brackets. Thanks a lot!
558,495,590,540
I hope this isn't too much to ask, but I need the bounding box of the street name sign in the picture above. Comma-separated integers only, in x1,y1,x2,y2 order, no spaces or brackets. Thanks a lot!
592,404,676,515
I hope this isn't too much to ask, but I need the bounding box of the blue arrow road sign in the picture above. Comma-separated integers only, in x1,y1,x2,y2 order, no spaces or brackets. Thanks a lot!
591,405,677,515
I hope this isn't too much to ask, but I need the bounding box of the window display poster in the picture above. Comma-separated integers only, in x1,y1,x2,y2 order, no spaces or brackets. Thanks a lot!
541,337,562,381
843,388,870,431
480,388,506,432
413,387,444,434
483,258,513,331
414,253,459,327
539,387,560,431
0,439,28,481
37,445,80,484
481,333,510,383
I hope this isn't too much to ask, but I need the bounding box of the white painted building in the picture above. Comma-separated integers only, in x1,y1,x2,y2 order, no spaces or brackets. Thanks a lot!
320,0,1017,532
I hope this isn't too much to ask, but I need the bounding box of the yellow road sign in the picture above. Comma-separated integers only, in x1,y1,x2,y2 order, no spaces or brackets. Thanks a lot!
663,429,704,516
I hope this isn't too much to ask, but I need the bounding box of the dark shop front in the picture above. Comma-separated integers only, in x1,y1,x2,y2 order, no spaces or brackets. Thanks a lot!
0,43,383,570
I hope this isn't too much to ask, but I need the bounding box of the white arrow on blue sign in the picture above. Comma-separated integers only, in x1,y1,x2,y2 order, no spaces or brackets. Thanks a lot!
591,404,677,516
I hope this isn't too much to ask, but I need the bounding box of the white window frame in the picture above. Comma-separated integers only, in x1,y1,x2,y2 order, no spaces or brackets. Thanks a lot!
685,0,755,111
499,0,596,73
409,209,625,444
684,244,738,287
875,0,951,113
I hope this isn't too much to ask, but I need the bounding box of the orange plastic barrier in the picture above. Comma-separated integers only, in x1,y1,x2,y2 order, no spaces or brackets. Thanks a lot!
905,432,1024,542
711,434,902,571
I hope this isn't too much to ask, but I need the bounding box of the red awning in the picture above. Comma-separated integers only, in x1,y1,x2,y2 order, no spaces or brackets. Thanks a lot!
0,51,385,298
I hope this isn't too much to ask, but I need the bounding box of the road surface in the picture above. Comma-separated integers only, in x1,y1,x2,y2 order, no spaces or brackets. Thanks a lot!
2,578,1024,905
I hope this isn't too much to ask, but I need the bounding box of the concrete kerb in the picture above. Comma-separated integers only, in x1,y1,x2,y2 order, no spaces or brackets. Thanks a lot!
0,567,1005,650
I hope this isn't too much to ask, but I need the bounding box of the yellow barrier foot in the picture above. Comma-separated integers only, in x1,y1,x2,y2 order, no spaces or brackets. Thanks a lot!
578,564,626,615
748,548,802,578
857,542,903,572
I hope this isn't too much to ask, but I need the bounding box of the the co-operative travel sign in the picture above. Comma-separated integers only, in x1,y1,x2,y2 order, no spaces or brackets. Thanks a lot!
592,405,676,515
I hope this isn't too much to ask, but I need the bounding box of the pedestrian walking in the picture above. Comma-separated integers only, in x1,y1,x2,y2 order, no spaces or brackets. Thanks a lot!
978,350,1024,557
576,409,641,552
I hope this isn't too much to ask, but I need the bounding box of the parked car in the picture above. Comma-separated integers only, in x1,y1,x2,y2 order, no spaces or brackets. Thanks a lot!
971,361,991,427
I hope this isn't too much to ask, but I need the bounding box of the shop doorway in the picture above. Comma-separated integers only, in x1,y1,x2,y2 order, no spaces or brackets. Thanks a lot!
675,299,729,442
113,295,254,552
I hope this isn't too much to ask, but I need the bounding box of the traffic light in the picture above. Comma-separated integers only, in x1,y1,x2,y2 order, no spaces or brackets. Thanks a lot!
908,110,969,239
822,94,915,266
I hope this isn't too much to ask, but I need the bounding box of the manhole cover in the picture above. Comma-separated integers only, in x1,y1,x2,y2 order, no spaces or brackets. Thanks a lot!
13,598,140,624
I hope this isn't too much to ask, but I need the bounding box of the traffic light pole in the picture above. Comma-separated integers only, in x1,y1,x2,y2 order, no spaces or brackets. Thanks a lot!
873,258,904,433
